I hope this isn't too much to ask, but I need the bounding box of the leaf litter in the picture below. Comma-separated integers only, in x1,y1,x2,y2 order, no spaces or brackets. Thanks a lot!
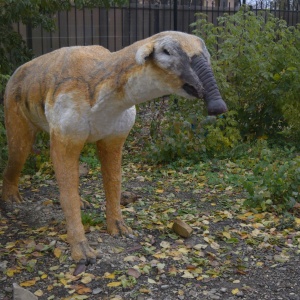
1,160,300,299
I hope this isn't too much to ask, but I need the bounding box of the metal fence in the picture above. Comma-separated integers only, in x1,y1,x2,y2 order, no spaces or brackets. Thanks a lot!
14,1,300,56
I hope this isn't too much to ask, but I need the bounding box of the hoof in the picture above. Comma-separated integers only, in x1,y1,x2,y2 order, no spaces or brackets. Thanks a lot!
1,181,23,211
107,220,133,237
1,192,23,212
73,257,97,275
70,240,98,275
80,198,93,210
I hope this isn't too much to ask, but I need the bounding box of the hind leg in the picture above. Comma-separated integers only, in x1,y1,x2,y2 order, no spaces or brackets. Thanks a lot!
1,105,37,206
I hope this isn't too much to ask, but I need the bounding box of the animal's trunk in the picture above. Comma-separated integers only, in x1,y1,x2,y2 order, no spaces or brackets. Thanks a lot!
192,55,227,116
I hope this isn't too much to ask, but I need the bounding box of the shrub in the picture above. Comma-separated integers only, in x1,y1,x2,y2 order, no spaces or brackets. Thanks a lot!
192,7,300,142
242,141,300,213
140,98,241,164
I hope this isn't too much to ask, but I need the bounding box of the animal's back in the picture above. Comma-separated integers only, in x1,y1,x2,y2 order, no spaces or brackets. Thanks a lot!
5,45,111,105
4,45,111,131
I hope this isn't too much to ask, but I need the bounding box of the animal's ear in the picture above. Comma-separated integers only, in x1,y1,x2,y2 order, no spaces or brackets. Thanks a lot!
135,42,154,65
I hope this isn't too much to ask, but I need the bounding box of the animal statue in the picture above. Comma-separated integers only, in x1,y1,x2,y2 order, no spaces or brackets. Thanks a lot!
1,31,227,271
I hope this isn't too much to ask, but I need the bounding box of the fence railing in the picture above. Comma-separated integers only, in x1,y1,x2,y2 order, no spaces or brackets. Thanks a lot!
14,1,300,56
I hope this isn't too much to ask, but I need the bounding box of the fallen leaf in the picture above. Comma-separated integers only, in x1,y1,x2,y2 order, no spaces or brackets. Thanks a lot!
127,268,141,279
139,288,150,293
77,286,92,295
181,271,194,278
20,279,36,287
148,278,156,284
222,231,231,239
34,290,43,296
107,281,122,287
54,247,62,258
103,272,115,279
160,241,171,248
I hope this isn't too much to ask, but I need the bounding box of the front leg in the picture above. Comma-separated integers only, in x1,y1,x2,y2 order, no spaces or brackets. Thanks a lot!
50,132,97,265
96,136,132,236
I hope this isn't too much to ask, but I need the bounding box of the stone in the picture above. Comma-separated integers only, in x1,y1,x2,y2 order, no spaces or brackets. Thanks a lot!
0,261,8,272
161,285,170,290
13,283,38,300
92,287,103,295
121,191,139,206
236,291,244,297
172,219,193,238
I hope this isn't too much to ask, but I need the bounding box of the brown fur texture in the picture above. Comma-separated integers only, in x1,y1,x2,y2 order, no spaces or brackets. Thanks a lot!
2,31,227,264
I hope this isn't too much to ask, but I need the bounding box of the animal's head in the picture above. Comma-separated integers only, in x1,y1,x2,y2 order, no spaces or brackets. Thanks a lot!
135,31,227,116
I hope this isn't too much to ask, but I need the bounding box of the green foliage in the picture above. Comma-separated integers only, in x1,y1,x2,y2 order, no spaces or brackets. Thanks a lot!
139,98,241,164
80,144,100,168
81,210,105,226
242,141,300,213
192,7,300,141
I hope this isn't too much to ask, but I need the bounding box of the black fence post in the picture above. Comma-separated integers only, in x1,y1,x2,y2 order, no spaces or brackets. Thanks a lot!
26,23,33,50
154,3,160,33
174,0,178,31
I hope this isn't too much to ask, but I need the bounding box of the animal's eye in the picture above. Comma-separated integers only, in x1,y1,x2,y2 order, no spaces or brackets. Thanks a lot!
163,49,170,55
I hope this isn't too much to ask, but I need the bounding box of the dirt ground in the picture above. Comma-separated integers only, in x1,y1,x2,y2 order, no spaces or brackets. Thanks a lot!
1,169,300,300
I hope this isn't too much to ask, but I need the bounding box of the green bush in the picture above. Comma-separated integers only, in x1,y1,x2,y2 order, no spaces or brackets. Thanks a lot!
242,141,300,213
140,99,241,164
192,7,300,142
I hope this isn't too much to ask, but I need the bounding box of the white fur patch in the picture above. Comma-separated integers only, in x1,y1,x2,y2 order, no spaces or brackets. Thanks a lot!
88,103,136,142
46,93,90,140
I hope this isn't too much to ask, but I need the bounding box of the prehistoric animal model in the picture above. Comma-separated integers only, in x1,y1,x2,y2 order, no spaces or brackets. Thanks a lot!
1,31,227,270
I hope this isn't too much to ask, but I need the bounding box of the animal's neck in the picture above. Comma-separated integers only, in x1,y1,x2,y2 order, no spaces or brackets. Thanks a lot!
96,46,176,109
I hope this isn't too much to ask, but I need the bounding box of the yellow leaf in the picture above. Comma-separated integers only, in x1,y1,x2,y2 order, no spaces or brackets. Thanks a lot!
153,252,167,259
5,241,16,249
6,268,20,277
232,288,239,295
41,274,48,279
222,232,231,239
295,218,300,225
54,247,62,258
178,248,189,254
103,272,115,279
139,288,150,293
34,290,43,296
156,189,164,193
20,279,36,287
48,232,57,236
181,271,194,279
59,278,69,286
81,275,93,284
107,281,122,287
59,234,68,241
